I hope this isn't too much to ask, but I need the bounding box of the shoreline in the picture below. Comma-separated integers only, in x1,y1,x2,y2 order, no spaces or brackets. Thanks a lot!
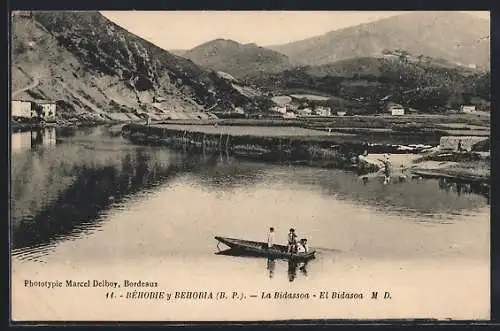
11,119,128,132
13,118,489,185
120,123,490,185
121,123,378,174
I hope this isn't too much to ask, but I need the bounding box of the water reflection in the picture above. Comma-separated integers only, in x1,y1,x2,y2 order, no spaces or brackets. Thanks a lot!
216,250,309,282
10,128,211,255
267,258,275,279
287,260,309,282
11,126,490,262
438,177,490,203
267,167,489,217
11,131,267,258
11,127,57,152
196,156,264,191
11,150,188,253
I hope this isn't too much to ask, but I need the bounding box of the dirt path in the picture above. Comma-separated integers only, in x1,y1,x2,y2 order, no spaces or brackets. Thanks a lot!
12,77,40,97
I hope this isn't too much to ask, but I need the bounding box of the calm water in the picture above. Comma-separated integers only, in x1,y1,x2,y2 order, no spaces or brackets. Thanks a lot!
11,126,490,320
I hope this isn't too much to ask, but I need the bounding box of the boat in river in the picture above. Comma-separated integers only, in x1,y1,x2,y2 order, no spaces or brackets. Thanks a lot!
215,236,316,261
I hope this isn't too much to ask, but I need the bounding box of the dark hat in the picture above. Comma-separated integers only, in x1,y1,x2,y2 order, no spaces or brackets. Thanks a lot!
289,228,295,232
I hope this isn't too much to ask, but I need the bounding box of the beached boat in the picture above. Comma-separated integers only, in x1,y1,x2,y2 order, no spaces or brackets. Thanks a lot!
215,236,316,261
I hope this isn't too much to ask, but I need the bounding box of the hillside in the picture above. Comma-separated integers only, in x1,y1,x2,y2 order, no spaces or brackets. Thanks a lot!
11,12,265,122
250,55,490,114
269,12,490,69
182,39,293,80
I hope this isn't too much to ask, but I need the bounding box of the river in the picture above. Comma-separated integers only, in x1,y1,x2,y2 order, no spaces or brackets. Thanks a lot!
11,125,490,321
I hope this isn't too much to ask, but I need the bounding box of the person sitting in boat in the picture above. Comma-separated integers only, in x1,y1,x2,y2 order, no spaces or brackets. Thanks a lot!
267,227,275,249
297,238,309,254
288,228,298,253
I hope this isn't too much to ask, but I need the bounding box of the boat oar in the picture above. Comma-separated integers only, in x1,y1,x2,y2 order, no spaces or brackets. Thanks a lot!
312,247,343,253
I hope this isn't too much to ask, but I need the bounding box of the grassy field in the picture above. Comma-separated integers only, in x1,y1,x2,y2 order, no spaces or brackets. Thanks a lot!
120,112,491,149
157,114,490,129
435,123,490,130
289,94,331,100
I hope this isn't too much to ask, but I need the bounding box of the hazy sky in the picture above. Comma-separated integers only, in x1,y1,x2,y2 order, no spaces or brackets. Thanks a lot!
100,11,489,50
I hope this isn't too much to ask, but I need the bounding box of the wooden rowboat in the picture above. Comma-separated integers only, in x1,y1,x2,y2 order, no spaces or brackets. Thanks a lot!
215,236,316,261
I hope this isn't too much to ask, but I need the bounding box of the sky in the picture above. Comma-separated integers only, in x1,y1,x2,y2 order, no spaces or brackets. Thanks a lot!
100,11,489,50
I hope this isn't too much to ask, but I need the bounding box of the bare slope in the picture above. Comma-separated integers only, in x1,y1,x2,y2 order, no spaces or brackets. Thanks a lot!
182,39,293,79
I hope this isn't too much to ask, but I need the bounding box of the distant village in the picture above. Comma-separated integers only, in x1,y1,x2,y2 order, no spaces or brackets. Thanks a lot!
266,101,408,119
11,94,481,123
261,96,479,120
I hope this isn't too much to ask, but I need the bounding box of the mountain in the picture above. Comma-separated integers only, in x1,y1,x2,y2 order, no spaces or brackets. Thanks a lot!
250,55,490,113
182,39,293,80
268,12,490,69
11,11,264,122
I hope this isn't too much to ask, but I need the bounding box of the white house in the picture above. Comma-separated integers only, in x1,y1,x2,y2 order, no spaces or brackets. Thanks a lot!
40,102,57,120
270,106,287,114
234,107,245,114
460,105,476,113
391,108,405,116
314,106,332,117
297,108,313,116
387,103,405,116
12,100,32,118
283,112,297,119
383,53,399,59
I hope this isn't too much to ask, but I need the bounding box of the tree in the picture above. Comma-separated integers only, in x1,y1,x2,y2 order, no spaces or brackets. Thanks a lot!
474,72,491,101
399,52,408,63
462,92,473,105
32,103,44,121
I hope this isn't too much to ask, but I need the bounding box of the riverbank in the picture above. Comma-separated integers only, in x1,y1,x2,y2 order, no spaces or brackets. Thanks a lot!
121,123,379,173
155,114,489,146
11,118,127,133
410,151,490,184
121,121,490,183
360,151,490,185
156,113,490,129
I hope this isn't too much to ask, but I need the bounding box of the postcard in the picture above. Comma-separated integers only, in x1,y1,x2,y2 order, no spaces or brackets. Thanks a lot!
10,10,490,322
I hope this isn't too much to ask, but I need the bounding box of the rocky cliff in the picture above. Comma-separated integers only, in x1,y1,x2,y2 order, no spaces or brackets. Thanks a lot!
11,11,263,121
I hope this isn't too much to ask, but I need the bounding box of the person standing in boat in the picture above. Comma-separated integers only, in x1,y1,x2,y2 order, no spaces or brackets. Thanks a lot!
288,228,298,253
267,227,275,249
